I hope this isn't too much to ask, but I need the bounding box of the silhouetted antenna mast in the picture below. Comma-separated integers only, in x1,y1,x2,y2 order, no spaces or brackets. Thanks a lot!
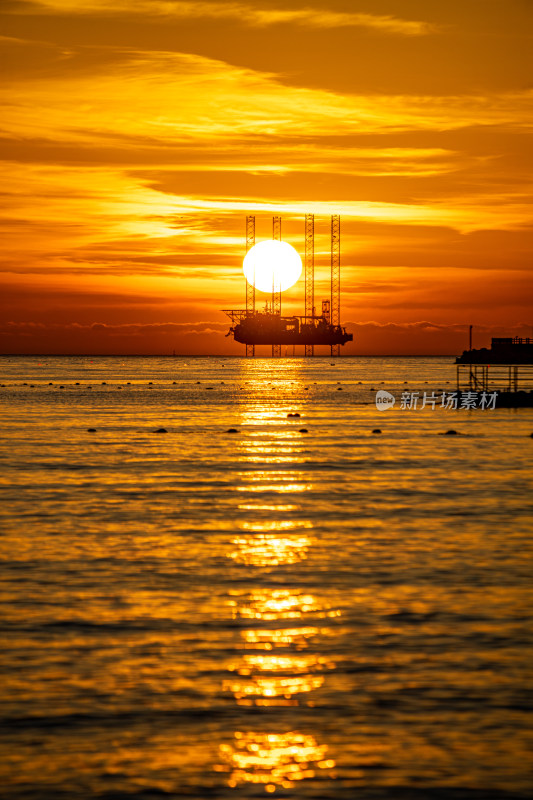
271,216,282,357
330,214,340,357
305,213,314,357
272,215,281,316
245,214,255,357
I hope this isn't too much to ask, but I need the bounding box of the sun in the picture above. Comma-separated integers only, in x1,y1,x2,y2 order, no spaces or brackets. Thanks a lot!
243,240,302,293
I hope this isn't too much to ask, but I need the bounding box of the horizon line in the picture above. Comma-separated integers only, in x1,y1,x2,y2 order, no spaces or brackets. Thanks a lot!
0,353,458,358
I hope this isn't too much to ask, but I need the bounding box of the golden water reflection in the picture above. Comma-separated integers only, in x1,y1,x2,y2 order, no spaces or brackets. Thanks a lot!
217,731,336,790
225,588,339,706
238,520,312,531
220,584,338,785
237,504,297,511
241,626,320,649
238,433,308,463
229,533,311,566
236,375,309,464
236,482,312,493
223,671,324,705
229,588,325,621
219,364,336,790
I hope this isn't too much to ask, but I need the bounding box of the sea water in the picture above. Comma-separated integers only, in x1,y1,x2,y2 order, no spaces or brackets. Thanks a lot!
0,356,532,799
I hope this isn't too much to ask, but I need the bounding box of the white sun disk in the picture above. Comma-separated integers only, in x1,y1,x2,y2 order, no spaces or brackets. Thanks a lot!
243,240,302,294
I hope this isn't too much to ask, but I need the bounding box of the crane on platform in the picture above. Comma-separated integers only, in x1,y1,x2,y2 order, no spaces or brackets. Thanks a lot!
245,215,255,358
272,216,282,357
305,213,314,358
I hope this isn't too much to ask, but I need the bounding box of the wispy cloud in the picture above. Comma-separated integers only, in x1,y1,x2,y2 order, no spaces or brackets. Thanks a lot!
15,1,436,36
3,44,531,147
1,320,229,334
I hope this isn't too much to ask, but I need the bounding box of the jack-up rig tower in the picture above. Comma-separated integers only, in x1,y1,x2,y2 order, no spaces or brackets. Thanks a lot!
224,214,352,356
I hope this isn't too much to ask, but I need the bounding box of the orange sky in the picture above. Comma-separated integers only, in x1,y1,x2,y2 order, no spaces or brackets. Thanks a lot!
1,0,532,355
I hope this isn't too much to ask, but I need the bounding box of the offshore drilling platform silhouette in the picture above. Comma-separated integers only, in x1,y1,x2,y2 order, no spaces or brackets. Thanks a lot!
224,214,353,357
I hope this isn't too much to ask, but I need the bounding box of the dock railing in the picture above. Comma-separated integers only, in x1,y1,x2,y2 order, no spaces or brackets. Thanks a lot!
457,363,533,392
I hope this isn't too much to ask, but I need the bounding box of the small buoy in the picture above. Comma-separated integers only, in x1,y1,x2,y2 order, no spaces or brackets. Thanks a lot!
299,428,308,433
287,412,301,418
530,433,533,438
330,363,335,365
304,387,309,390
127,382,131,385
337,387,343,390
87,428,96,433
87,386,92,389
149,382,153,385
30,385,34,388
154,428,167,433
59,385,64,389
444,430,458,435
196,381,201,384
370,387,375,391
206,387,214,390
23,383,27,386
49,382,53,385
172,381,177,385
227,428,238,433
372,429,382,434
221,381,225,385
75,382,80,386
102,381,106,385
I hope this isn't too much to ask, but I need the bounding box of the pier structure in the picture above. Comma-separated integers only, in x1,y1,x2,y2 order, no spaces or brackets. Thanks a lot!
456,336,533,392
224,214,353,357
